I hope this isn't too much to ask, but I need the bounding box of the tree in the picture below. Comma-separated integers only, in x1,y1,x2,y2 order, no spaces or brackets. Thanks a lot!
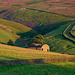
31,34,44,44
7,39,14,46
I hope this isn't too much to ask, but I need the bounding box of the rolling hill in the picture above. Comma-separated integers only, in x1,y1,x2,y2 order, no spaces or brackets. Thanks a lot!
0,44,74,61
0,19,37,46
44,22,75,54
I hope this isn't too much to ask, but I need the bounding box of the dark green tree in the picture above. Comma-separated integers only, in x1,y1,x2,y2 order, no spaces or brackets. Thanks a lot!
7,39,14,46
31,34,44,44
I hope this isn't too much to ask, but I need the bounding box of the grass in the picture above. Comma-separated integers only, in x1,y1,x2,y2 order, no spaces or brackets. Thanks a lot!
63,23,75,42
0,29,19,43
44,34,75,54
0,19,37,46
0,61,75,75
0,19,33,34
71,25,75,36
72,25,75,31
66,47,75,55
44,25,68,37
0,44,74,61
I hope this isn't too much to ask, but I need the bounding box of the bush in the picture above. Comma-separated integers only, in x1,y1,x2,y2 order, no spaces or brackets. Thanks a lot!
7,40,14,46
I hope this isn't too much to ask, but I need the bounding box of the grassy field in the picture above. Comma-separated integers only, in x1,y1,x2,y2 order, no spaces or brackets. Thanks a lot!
0,29,19,43
44,25,68,37
71,25,75,36
0,44,75,61
0,61,75,75
44,34,75,54
63,23,75,42
0,19,37,46
72,25,75,31
0,19,34,35
66,47,75,55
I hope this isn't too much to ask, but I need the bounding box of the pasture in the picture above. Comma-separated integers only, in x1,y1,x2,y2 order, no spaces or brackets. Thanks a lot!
0,44,74,61
0,62,75,75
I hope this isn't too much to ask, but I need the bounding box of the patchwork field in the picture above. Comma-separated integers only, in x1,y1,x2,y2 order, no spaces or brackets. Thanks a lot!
0,0,75,75
27,0,75,17
3,8,75,34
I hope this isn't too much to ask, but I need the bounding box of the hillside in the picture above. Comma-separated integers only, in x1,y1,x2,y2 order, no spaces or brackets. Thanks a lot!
71,25,75,36
0,44,75,61
0,0,74,34
3,8,75,34
0,19,37,46
0,0,75,53
27,0,75,17
0,29,19,43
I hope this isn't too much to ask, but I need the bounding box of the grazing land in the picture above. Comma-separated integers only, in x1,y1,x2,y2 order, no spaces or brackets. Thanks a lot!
63,23,75,42
0,19,37,46
0,62,75,75
0,44,75,61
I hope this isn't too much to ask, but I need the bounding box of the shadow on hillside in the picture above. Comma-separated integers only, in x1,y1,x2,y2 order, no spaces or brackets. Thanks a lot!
15,20,74,47
15,29,38,47
0,56,75,66
0,55,20,60
34,20,74,34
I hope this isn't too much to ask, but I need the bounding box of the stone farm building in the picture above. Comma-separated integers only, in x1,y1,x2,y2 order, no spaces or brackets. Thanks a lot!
28,44,50,52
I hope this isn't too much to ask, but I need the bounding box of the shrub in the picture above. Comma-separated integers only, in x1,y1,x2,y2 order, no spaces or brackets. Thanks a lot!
7,39,14,46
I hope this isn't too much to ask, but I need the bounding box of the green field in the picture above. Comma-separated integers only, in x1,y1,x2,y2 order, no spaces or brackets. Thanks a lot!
0,19,34,35
0,62,75,75
0,44,74,61
44,34,75,54
44,25,68,37
66,47,75,55
72,26,75,31
63,23,75,42
0,29,19,43
71,25,75,36
0,19,37,46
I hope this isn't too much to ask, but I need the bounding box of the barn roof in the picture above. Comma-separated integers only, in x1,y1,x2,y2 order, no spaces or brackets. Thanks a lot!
28,44,43,47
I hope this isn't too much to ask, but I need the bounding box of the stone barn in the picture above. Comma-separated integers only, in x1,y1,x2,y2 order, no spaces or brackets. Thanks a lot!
28,44,50,52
